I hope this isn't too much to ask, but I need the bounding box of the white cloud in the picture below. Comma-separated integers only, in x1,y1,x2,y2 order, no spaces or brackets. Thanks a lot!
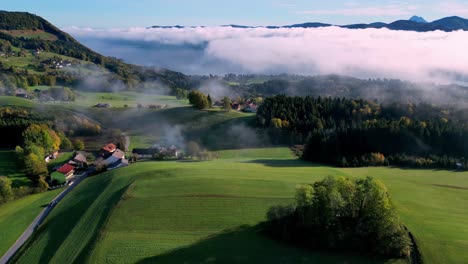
65,26,468,83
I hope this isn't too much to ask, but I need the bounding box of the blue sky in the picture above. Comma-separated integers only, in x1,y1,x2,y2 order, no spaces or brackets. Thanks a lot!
3,0,468,28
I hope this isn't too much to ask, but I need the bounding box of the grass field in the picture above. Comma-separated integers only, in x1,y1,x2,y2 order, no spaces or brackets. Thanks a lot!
0,150,30,188
0,30,58,41
0,189,60,256
73,91,189,108
46,152,74,171
11,148,468,264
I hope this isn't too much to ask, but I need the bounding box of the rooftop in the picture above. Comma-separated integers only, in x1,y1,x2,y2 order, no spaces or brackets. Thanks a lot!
56,163,75,174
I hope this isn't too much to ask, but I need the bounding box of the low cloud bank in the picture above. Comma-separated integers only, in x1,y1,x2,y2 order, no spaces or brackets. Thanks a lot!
65,26,468,83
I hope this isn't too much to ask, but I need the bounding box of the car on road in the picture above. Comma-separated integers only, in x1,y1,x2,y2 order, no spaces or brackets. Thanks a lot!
48,200,58,208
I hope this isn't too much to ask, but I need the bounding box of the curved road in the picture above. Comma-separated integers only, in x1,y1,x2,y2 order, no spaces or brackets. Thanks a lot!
0,171,89,264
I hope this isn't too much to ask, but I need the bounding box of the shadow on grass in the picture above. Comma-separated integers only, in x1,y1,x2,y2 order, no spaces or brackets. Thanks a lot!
11,176,132,263
136,225,394,264
244,159,325,168
389,166,466,173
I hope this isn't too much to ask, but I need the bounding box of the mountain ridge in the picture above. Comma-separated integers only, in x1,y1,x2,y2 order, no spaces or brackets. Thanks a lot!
150,16,468,32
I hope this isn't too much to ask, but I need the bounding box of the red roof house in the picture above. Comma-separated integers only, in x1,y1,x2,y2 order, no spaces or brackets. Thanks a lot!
56,163,75,177
101,143,117,153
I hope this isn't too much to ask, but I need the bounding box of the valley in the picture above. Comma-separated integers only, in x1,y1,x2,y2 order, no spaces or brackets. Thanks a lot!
0,7,467,264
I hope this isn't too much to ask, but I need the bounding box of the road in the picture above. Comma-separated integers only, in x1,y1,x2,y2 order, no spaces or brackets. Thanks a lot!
0,171,90,264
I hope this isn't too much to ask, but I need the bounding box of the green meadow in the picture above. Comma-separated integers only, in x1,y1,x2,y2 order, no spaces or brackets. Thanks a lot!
0,150,29,188
11,148,468,264
0,190,60,256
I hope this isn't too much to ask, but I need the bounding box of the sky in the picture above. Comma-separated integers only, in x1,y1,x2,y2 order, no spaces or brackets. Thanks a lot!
2,0,468,28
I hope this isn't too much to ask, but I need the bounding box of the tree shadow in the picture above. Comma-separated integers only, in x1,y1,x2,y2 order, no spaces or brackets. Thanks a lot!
245,159,325,168
390,166,465,172
136,225,395,264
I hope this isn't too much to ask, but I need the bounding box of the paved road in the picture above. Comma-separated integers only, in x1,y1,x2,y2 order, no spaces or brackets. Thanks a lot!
0,171,89,264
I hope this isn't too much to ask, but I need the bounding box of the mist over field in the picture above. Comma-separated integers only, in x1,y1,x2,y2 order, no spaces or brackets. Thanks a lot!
66,26,468,84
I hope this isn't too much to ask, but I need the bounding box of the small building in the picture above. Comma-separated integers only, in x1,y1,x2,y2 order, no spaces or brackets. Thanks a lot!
231,102,241,110
68,153,87,168
15,88,28,98
51,163,75,184
243,104,257,113
100,143,117,157
94,103,111,108
105,149,125,166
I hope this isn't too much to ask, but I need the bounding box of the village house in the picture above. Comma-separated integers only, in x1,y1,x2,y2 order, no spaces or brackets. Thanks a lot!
50,163,75,184
243,105,257,113
15,88,28,98
100,143,117,157
231,102,241,111
104,149,126,166
132,145,179,159
68,152,88,168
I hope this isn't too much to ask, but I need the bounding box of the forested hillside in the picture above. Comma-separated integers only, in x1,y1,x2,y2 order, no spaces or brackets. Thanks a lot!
257,95,468,168
0,11,193,92
221,74,468,107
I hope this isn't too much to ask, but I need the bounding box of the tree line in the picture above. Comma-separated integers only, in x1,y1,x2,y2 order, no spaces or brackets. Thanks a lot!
257,95,468,169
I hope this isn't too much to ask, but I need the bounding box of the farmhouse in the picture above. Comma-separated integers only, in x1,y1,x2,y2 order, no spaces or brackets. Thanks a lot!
243,104,257,113
104,149,126,166
15,88,28,98
68,152,87,168
51,163,75,184
132,145,179,159
100,143,117,157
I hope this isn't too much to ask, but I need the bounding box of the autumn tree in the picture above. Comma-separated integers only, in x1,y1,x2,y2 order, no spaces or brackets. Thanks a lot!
188,91,210,110
266,176,411,258
58,132,72,149
73,139,85,150
0,176,14,203
22,124,61,153
223,96,232,112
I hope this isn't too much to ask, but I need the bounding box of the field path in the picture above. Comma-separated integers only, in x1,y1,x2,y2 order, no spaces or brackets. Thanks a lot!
0,171,90,264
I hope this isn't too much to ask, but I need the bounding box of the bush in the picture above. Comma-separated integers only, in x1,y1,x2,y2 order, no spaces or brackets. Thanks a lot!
265,176,412,258
0,176,14,203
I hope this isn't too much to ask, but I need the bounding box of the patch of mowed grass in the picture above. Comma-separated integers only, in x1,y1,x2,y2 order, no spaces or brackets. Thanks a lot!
342,167,468,264
12,148,468,264
0,150,30,188
0,96,35,108
72,91,188,108
46,151,73,171
0,189,60,256
216,147,295,160
87,161,382,264
12,170,135,264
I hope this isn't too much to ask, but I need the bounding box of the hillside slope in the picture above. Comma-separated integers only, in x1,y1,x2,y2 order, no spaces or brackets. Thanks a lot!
10,150,468,263
0,11,192,91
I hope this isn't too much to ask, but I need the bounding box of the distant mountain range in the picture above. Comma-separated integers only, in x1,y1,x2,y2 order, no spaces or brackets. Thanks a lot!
150,16,468,32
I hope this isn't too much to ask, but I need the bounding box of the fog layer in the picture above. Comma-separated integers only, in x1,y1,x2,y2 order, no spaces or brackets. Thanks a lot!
66,26,468,83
